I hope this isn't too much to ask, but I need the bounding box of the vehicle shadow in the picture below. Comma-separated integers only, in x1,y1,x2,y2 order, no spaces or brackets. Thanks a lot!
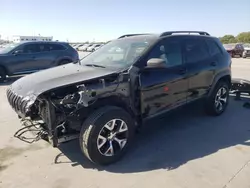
55,96,250,173
0,76,22,86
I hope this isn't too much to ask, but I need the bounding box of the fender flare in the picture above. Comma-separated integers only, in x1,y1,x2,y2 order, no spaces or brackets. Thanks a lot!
208,69,231,97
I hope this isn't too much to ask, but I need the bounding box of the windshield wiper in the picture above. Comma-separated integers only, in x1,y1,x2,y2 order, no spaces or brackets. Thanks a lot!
85,64,106,68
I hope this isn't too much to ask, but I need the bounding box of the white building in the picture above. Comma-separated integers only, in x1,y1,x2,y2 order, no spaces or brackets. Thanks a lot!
12,35,53,43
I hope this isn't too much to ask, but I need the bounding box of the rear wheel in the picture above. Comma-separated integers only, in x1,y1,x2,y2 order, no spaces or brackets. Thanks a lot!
0,68,6,83
205,81,230,116
79,106,135,165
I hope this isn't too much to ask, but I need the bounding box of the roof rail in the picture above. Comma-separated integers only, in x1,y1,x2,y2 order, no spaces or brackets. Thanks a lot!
160,31,210,37
118,33,152,39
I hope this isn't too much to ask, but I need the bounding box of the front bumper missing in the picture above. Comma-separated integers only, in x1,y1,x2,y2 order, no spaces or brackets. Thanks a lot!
14,118,79,146
14,119,49,144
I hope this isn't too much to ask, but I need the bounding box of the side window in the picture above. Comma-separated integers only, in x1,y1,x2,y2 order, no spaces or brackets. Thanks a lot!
147,38,183,68
39,44,51,52
50,44,66,51
22,44,40,53
184,38,210,63
206,39,222,56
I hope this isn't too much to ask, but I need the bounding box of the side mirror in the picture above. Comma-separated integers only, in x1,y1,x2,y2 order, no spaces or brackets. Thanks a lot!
13,50,22,55
146,58,167,68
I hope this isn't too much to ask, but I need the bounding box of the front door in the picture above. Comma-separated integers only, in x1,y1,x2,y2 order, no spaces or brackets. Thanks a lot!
8,43,40,74
139,37,188,119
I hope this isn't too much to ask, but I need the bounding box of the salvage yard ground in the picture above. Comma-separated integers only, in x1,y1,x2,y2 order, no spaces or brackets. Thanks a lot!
0,54,250,188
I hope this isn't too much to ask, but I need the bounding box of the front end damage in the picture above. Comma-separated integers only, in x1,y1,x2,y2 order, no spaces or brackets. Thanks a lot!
7,73,131,147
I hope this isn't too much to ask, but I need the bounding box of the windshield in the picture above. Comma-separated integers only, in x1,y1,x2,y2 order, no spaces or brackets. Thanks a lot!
0,43,19,54
80,36,155,69
223,44,235,48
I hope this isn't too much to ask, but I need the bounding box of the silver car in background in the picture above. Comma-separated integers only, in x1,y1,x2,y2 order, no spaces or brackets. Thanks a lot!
86,44,103,52
243,43,250,58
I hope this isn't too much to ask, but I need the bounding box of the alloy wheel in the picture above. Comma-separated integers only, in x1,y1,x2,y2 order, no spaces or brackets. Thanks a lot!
214,87,228,112
97,119,129,157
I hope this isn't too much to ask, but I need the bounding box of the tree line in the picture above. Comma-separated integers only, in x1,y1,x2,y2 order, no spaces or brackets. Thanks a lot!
219,32,250,44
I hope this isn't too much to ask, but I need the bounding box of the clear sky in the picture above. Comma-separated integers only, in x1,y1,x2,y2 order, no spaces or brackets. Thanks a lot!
1,0,250,42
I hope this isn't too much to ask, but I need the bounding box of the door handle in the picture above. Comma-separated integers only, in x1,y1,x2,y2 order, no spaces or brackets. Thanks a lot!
210,62,217,66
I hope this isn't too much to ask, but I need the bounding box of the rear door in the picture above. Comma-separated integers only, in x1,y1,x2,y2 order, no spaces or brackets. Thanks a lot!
139,37,188,118
183,37,214,101
31,43,55,70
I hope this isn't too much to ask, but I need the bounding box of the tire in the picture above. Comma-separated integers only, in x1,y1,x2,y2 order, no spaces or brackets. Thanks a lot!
231,52,234,58
0,67,6,83
79,106,135,165
58,60,70,66
205,81,230,116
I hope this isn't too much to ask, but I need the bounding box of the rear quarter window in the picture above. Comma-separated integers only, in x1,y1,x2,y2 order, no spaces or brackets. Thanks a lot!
205,39,223,56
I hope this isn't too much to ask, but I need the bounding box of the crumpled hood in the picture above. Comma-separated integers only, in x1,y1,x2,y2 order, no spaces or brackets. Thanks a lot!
10,63,116,97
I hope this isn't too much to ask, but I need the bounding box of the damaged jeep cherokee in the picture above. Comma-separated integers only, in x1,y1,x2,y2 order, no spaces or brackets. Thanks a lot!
6,31,232,165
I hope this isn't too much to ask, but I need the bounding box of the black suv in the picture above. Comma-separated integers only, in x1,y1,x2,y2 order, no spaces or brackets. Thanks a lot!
6,31,231,165
0,41,79,82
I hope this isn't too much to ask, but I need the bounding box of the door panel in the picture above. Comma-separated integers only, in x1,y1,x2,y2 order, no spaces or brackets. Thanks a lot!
183,37,214,101
140,67,188,118
33,52,55,70
139,37,188,119
7,53,37,74
186,60,214,99
31,43,56,70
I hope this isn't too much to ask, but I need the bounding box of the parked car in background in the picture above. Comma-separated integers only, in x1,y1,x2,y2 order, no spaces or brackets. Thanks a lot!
243,43,250,58
86,44,102,52
0,41,79,82
223,43,244,57
94,44,104,51
74,44,85,51
7,31,231,165
78,44,93,51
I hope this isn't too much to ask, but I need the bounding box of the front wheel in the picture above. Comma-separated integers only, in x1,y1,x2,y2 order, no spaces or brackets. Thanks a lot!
205,81,230,116
79,106,135,165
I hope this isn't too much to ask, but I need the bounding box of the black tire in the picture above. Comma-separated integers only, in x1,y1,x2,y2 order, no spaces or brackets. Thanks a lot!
0,67,6,83
205,81,230,116
58,60,70,66
79,106,135,165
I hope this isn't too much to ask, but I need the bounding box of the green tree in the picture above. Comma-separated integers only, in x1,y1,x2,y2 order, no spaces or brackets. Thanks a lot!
220,35,237,44
236,32,250,43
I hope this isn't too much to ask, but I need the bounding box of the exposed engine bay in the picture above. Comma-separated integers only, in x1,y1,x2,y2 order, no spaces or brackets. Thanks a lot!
13,72,137,146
